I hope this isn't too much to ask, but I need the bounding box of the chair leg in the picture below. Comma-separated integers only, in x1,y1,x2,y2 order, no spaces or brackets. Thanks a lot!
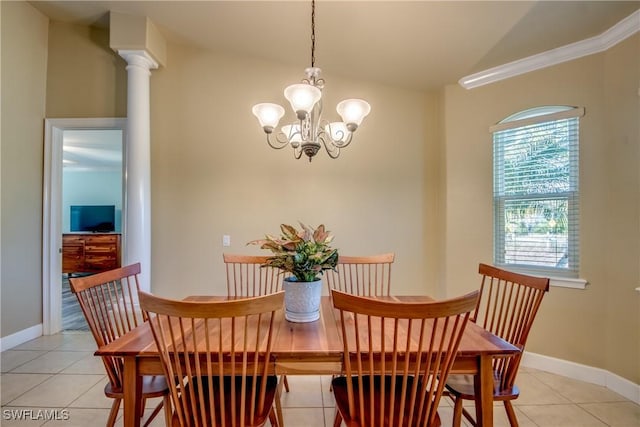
106,398,121,427
269,406,280,427
333,409,342,427
139,397,146,416
143,399,165,427
275,380,285,427
504,400,519,427
461,406,478,427
451,396,463,427
163,394,173,427
282,374,290,393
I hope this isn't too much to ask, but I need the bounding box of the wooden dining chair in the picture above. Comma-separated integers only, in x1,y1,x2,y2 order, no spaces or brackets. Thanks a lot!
323,253,396,393
68,263,172,427
324,253,395,296
445,263,550,427
139,290,285,427
331,289,479,427
223,253,288,425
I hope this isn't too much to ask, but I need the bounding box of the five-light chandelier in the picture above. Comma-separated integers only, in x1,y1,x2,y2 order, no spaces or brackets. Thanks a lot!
252,0,371,161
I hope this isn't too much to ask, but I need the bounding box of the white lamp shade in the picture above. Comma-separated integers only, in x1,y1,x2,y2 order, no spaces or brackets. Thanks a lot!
252,103,285,131
281,124,302,143
336,99,371,128
284,84,321,116
325,122,350,142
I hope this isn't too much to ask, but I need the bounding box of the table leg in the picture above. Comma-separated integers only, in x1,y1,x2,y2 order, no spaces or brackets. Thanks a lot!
474,354,494,427
123,355,142,427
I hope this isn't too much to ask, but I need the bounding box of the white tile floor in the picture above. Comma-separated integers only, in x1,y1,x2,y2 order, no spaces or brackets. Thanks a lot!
1,331,639,426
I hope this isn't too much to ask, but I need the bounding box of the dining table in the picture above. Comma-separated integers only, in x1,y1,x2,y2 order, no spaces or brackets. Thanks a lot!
96,295,519,427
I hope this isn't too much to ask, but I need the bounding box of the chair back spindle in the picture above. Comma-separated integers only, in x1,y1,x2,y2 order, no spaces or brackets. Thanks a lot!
223,254,284,297
325,253,395,296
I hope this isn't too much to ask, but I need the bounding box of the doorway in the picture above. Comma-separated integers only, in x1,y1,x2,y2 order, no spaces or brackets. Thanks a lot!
43,118,127,335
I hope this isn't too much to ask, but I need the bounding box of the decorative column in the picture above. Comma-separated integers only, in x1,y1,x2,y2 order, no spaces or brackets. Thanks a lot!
118,50,158,293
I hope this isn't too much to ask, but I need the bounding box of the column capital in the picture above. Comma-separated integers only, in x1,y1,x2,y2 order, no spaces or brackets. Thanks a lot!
118,49,159,72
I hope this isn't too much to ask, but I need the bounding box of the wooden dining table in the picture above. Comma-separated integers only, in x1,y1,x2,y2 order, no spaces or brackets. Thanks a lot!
96,295,519,427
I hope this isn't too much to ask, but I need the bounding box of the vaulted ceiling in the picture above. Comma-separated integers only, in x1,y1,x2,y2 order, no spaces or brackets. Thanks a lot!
31,1,639,90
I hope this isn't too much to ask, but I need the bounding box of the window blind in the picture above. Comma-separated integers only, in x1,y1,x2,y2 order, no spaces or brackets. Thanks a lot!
493,107,583,276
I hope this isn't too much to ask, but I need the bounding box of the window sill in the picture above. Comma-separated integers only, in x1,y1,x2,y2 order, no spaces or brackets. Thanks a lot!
498,265,588,290
549,276,588,290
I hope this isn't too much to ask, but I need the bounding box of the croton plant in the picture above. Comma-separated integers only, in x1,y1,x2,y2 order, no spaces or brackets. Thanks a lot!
248,223,338,282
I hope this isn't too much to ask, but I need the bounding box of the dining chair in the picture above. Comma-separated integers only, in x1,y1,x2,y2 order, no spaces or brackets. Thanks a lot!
68,263,172,427
223,253,288,425
139,290,284,427
445,263,550,427
323,253,396,393
331,289,479,427
324,253,395,296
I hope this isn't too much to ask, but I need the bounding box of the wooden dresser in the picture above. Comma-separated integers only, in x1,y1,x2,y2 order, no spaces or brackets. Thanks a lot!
62,233,121,274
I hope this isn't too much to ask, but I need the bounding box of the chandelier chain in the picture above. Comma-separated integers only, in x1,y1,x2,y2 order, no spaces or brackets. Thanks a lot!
311,0,316,67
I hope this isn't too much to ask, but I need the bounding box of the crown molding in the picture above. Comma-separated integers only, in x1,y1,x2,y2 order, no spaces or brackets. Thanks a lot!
459,9,640,89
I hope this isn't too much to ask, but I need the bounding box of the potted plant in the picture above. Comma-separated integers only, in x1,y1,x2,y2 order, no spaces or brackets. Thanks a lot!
248,223,338,322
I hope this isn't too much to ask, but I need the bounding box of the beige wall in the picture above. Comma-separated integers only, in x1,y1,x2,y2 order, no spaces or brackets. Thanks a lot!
443,34,639,382
0,1,49,337
46,22,127,118
423,90,446,297
149,43,433,299
602,34,640,384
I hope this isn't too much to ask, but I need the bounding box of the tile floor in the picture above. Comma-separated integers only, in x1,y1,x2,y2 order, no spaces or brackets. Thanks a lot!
1,331,639,426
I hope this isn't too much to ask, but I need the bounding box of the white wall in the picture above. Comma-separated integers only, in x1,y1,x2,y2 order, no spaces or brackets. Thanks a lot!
62,170,122,232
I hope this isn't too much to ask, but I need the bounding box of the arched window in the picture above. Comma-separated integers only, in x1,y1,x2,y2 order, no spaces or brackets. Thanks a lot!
492,106,584,277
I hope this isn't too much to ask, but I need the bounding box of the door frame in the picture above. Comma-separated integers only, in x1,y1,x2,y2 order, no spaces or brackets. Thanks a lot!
42,118,127,335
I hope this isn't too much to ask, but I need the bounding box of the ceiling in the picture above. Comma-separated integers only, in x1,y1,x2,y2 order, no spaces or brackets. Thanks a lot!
63,129,122,172
30,1,639,91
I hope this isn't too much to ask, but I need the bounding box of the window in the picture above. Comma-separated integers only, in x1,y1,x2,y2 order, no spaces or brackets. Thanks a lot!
492,106,584,277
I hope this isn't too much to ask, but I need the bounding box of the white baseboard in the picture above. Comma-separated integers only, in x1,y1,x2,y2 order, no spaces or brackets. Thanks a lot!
0,324,43,352
522,351,640,405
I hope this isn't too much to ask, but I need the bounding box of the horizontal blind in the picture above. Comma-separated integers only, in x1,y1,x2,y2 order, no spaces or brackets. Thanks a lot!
493,108,581,276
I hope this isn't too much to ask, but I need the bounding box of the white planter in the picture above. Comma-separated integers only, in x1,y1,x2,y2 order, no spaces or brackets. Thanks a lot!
283,278,323,322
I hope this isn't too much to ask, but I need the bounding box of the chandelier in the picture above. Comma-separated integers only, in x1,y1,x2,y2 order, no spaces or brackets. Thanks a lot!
252,0,370,161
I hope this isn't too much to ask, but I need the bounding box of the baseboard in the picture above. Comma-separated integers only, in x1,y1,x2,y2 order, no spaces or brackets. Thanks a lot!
522,351,640,405
0,323,43,352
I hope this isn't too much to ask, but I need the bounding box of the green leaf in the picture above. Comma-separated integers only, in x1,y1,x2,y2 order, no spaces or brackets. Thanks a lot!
249,222,339,282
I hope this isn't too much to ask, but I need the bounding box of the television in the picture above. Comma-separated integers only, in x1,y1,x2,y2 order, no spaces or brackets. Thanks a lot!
70,205,116,232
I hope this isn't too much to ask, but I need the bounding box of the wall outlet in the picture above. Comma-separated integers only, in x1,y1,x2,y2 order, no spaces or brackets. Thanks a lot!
222,235,231,247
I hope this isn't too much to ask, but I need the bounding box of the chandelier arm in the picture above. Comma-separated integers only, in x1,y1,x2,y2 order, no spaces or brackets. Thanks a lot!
335,132,353,148
266,131,291,150
319,121,354,149
293,145,303,159
318,133,341,159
